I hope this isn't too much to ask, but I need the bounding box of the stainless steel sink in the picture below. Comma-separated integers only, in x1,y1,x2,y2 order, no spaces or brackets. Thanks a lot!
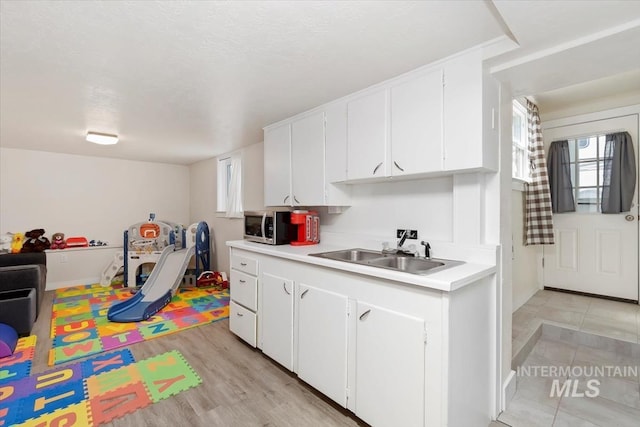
309,248,462,275
312,248,385,262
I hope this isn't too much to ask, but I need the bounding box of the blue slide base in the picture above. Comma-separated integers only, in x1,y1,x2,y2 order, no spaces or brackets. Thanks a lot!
107,291,172,323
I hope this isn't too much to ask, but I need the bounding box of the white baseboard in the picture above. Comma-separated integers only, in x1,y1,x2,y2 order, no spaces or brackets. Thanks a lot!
512,285,540,312
46,276,101,290
502,369,517,411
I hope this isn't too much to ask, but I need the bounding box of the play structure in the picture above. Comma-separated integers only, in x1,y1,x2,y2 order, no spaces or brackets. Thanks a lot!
0,323,18,358
106,218,211,322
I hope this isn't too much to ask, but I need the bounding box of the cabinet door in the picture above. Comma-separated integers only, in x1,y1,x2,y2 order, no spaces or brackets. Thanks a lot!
261,272,294,371
291,112,325,206
264,123,291,206
347,89,388,180
356,302,425,427
297,284,348,407
391,69,443,176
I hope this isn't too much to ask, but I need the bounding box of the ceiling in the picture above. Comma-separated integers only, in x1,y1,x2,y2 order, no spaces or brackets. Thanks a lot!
1,1,640,165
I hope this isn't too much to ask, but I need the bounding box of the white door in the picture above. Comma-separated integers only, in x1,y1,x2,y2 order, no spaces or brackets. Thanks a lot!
347,89,388,180
291,112,325,206
543,114,639,301
260,272,294,371
296,283,348,407
264,123,291,206
355,302,425,427
390,68,443,176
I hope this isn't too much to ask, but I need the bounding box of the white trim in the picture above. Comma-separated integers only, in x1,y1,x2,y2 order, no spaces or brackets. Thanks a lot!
490,19,640,74
542,104,640,130
511,178,528,192
502,369,517,412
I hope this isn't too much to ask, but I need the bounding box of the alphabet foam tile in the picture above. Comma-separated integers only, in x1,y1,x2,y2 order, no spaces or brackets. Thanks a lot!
18,380,86,422
0,361,31,385
80,349,135,378
136,350,202,402
49,284,228,365
14,402,91,427
87,381,152,425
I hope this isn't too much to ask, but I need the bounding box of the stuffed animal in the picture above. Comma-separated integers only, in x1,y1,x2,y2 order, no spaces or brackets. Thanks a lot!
11,232,24,254
21,229,51,253
50,232,66,250
0,233,12,253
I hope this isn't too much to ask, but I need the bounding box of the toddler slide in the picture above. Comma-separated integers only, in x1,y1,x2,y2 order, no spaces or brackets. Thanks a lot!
107,244,195,322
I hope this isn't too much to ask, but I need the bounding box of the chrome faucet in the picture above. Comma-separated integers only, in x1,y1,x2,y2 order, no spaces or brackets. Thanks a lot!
396,230,418,256
397,229,408,249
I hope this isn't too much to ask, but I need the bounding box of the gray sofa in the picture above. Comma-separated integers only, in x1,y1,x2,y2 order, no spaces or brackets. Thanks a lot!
0,252,47,333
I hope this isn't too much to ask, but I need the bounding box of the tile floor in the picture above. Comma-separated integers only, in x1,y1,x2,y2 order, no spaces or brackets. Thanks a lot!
498,290,640,427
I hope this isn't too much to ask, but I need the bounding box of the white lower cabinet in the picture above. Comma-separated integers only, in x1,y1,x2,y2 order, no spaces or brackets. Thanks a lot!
296,283,349,407
229,300,257,347
260,272,294,371
355,302,426,427
228,246,495,427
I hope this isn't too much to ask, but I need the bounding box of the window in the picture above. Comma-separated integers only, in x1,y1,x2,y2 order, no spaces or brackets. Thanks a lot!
217,156,232,212
568,135,607,213
512,100,529,181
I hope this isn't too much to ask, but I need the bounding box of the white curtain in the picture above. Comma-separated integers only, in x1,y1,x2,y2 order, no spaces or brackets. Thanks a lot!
225,153,243,218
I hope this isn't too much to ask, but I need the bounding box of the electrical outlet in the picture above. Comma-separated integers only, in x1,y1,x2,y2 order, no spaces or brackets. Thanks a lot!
396,229,418,239
60,254,68,263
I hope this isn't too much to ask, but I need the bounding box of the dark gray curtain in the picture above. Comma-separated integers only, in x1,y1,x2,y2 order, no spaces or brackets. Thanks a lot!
547,140,575,213
601,131,636,213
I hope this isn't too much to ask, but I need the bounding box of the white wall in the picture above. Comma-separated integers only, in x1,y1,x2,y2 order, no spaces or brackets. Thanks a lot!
511,189,542,311
0,148,190,287
190,142,264,275
320,177,454,246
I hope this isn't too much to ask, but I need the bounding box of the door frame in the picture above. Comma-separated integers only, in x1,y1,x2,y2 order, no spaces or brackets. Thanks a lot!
541,104,640,302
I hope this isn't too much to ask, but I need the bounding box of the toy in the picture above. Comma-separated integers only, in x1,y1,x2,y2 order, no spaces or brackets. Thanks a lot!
196,271,228,289
0,233,12,253
11,232,25,253
50,232,66,250
65,236,88,248
21,229,51,252
0,323,18,358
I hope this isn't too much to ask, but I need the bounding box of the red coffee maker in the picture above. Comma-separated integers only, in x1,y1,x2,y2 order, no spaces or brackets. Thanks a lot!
290,210,320,246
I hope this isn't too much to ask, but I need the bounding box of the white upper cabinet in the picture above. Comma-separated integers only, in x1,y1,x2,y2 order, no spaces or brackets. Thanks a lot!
347,89,389,181
346,67,444,182
264,109,350,207
291,112,325,206
264,123,291,206
443,50,499,172
390,68,443,176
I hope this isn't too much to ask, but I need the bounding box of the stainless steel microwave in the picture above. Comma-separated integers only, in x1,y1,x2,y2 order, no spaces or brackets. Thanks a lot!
244,211,293,245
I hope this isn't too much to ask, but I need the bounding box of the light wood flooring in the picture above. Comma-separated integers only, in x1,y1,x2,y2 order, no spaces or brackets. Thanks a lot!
28,290,366,427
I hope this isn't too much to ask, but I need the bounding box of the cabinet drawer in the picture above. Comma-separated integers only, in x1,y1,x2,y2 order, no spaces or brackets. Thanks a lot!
230,270,258,311
229,301,257,347
231,254,258,276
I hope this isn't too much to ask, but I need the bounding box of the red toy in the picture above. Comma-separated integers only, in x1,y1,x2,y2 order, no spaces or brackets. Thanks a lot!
196,271,228,289
50,232,67,250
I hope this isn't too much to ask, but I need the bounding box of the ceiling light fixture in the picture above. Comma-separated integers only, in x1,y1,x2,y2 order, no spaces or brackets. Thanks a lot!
86,131,119,145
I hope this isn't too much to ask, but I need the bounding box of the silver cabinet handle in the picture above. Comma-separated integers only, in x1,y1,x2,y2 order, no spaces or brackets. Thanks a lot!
393,161,404,172
283,283,290,295
239,279,246,284
283,195,290,204
625,214,635,222
294,196,300,204
359,309,371,321
300,289,309,299
372,162,383,175
240,262,247,266
237,312,244,317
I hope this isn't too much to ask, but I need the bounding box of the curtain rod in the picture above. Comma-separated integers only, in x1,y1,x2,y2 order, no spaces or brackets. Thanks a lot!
547,129,630,142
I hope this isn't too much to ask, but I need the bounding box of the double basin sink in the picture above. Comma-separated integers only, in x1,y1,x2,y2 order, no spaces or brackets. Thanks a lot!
309,248,462,275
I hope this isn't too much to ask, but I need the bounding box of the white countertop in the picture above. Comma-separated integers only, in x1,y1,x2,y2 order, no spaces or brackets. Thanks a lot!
226,240,496,292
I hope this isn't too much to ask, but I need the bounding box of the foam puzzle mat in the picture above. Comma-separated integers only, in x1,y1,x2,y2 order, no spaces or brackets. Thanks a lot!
1,349,201,426
0,335,37,385
49,283,229,365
